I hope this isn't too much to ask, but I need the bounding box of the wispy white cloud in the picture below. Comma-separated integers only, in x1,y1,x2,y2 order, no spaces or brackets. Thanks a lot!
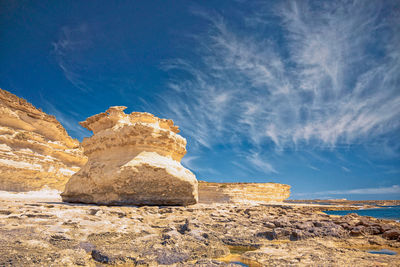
272,0,400,147
52,24,93,92
294,185,400,197
181,155,220,176
247,152,278,174
41,98,90,140
308,165,320,171
51,23,143,102
181,155,199,171
341,166,351,173
161,0,400,173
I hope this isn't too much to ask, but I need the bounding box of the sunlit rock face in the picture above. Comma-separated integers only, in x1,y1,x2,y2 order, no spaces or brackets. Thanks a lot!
198,181,290,204
61,106,198,206
0,88,86,191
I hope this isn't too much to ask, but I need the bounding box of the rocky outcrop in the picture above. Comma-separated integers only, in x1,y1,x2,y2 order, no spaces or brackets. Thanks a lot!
61,106,198,205
0,88,86,191
1,195,399,266
198,181,290,203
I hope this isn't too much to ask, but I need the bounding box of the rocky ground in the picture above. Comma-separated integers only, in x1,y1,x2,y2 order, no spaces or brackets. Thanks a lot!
0,195,399,266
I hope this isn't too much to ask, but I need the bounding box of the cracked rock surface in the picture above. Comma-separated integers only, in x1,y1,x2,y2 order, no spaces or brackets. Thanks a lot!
0,196,399,266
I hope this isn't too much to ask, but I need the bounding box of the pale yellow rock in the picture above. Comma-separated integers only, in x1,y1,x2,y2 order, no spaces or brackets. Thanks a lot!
61,106,198,205
198,181,290,203
0,88,86,191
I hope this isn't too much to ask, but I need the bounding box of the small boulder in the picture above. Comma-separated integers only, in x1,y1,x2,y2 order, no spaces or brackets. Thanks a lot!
350,226,364,237
91,250,110,264
382,229,400,240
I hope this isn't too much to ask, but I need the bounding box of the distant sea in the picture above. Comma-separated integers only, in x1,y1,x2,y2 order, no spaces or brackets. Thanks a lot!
324,206,400,221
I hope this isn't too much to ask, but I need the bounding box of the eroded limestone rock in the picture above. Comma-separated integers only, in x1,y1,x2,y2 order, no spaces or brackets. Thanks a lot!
0,88,86,191
61,106,198,205
199,181,291,204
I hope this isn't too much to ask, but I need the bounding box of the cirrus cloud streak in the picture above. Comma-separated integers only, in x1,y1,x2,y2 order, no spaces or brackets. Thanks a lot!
162,0,400,173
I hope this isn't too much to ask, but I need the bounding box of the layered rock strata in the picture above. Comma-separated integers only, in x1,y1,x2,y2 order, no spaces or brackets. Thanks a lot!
198,181,290,203
0,88,86,191
61,106,198,205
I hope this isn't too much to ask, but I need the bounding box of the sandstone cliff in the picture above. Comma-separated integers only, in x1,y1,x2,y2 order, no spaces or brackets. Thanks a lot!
0,88,86,191
62,106,198,205
198,181,290,203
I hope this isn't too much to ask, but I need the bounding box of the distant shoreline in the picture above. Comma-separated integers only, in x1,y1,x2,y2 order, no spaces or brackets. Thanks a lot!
285,199,400,207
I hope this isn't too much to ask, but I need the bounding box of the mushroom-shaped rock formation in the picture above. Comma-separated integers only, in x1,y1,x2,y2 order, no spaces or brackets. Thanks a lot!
61,106,198,206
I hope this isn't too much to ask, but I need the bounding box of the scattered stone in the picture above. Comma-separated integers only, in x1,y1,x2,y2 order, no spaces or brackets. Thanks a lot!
91,249,110,263
178,219,191,234
88,208,99,215
290,229,304,241
350,226,364,236
263,222,275,228
383,229,400,240
257,230,277,240
154,248,189,265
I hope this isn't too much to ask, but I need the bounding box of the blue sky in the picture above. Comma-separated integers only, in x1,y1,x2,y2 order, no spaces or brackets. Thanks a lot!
1,0,399,200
